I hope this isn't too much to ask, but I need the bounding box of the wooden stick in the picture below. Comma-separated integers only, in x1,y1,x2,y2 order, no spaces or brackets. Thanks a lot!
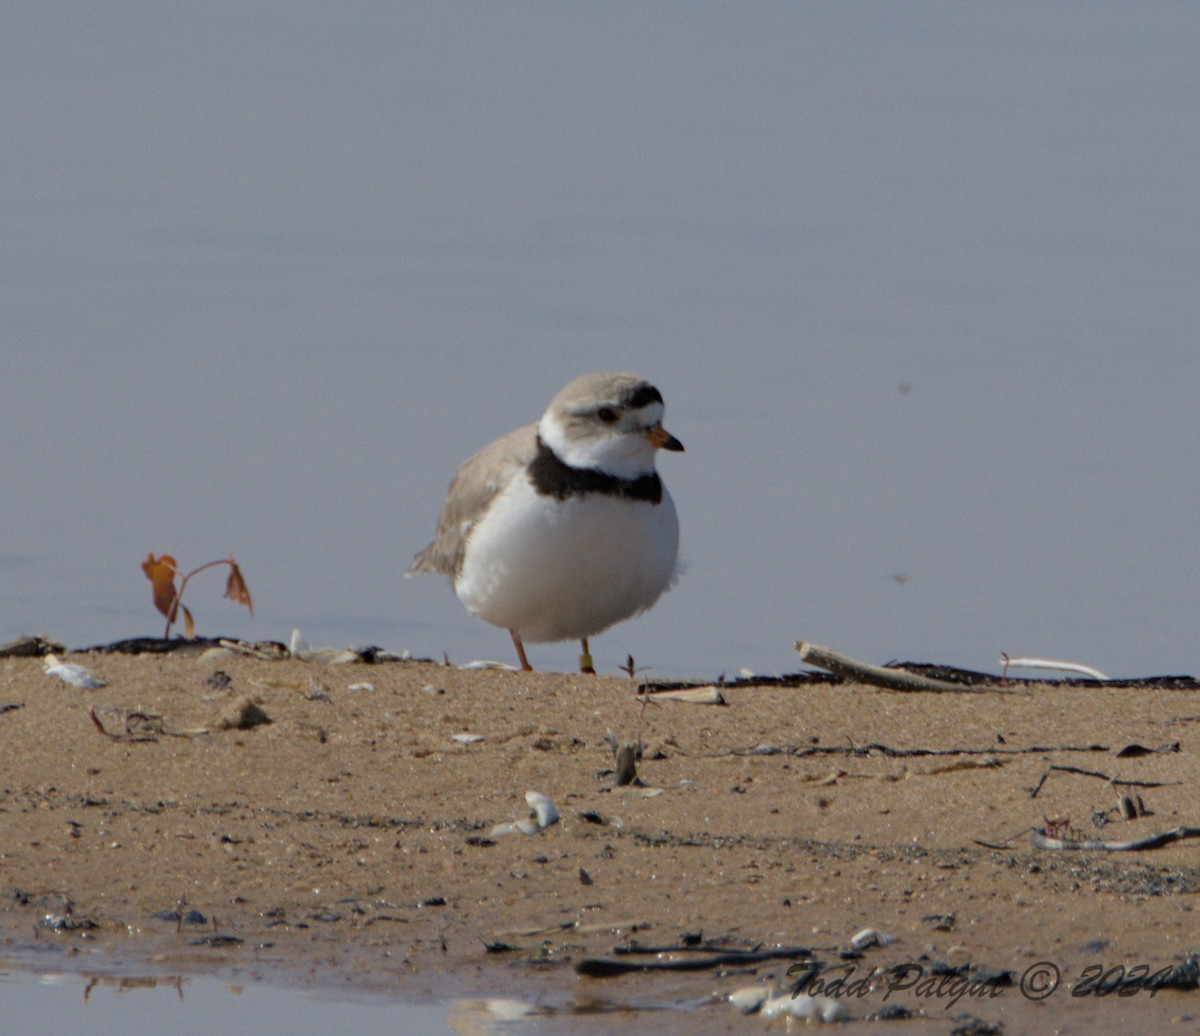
1031,764,1179,796
795,641,985,693
576,944,816,977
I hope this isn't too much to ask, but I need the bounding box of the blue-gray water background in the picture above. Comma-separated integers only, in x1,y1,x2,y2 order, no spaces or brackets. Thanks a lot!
4,3,1197,679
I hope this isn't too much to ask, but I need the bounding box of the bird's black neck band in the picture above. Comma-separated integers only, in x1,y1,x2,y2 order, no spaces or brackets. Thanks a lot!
529,437,663,504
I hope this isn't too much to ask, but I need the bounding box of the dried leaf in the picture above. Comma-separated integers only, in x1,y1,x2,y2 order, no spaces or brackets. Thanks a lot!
224,557,253,617
142,551,254,638
142,553,180,619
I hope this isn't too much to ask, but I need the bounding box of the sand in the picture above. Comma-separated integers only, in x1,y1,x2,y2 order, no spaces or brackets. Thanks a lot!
3,645,1200,1033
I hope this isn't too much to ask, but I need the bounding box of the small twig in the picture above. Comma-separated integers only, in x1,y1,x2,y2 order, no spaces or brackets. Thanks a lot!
723,742,1108,760
576,944,816,977
973,825,1038,850
217,639,279,660
1030,764,1181,798
620,654,651,680
634,687,660,723
89,705,115,739
89,705,161,742
613,940,760,955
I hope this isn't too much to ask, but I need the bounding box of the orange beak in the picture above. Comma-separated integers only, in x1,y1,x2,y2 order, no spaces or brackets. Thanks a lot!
644,424,684,452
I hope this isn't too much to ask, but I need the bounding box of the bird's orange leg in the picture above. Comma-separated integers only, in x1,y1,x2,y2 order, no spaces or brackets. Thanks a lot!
579,637,596,675
510,631,533,671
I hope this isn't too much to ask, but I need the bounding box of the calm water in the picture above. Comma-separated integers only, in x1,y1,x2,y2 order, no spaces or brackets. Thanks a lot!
0,961,723,1035
3,4,1197,682
0,967,452,1036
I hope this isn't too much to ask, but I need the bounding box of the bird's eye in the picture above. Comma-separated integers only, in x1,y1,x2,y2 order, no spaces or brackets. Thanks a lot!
596,407,619,424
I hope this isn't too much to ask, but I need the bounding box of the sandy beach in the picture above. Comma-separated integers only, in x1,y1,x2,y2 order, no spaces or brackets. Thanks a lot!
3,643,1199,1033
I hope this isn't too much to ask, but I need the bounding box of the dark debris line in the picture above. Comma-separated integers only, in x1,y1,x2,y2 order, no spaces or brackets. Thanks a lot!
576,943,816,977
3,634,1197,687
0,634,398,661
641,662,1200,694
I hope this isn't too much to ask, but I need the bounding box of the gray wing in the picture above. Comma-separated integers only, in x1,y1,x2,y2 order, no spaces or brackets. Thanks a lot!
407,423,538,578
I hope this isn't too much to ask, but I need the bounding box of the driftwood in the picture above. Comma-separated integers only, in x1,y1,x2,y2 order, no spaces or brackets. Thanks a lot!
795,642,994,693
641,686,726,704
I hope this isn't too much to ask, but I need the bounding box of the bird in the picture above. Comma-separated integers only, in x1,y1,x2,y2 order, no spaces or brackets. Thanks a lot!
408,372,683,674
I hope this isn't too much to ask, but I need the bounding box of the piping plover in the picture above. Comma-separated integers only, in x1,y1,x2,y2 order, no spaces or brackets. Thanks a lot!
408,372,683,673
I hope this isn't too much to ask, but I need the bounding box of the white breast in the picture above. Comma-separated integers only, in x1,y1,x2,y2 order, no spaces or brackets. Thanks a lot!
455,475,679,643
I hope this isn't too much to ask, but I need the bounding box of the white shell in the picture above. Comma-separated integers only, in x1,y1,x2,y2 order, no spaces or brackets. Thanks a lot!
1001,655,1109,681
483,999,534,1021
289,629,310,659
727,986,772,1013
492,791,560,836
850,927,895,950
198,645,236,660
452,733,484,744
761,994,846,1022
43,655,105,689
759,996,792,1020
525,790,559,828
289,630,359,664
309,648,360,664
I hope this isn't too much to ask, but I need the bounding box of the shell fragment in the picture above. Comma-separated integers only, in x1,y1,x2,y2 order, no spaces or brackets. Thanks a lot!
43,654,106,689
